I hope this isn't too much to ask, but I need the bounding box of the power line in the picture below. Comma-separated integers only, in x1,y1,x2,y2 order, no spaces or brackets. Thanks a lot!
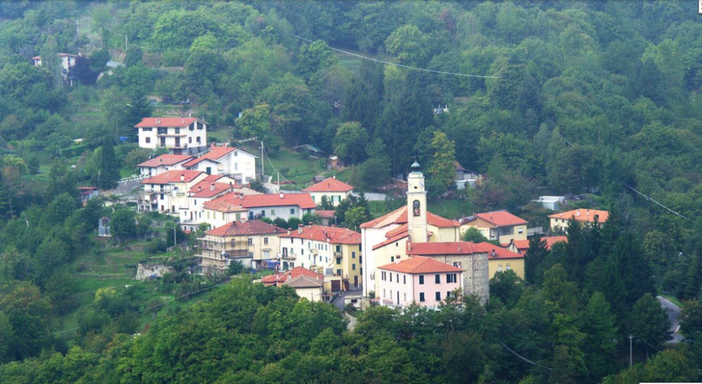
497,340,552,371
291,34,499,79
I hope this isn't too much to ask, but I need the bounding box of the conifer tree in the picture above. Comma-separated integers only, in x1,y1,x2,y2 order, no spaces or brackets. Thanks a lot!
525,235,548,285
580,292,618,383
98,138,120,190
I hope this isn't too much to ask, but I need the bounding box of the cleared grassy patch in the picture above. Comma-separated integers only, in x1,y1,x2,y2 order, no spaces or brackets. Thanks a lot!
661,294,683,308
428,199,472,220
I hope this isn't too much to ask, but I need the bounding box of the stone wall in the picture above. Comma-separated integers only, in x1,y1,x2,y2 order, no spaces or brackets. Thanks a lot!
135,263,174,280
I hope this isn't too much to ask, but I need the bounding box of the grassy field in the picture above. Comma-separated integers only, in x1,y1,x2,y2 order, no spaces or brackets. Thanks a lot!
428,199,472,220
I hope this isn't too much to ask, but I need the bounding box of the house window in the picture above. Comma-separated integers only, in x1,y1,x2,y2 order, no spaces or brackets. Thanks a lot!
335,245,341,252
453,262,462,269
447,273,457,283
261,210,266,216
160,194,164,200
419,292,425,302
404,293,407,302
290,208,295,214
264,238,269,245
403,275,406,284
447,291,452,299
235,151,238,156
435,274,440,284
436,292,441,301
352,264,356,271
383,289,386,298
145,137,151,144
419,275,424,285
389,270,392,282
498,265,503,272
271,209,275,215
158,128,167,134
196,136,201,143
506,264,511,270
175,128,180,134
518,227,523,234
336,258,341,264
352,252,356,259
189,137,192,143
336,269,341,276
381,271,386,281
231,239,236,247
194,200,197,205
247,238,253,246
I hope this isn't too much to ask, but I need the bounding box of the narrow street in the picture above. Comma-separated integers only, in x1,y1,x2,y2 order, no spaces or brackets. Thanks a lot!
657,296,683,343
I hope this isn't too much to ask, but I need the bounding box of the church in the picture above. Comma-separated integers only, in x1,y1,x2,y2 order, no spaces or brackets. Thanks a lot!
360,161,490,306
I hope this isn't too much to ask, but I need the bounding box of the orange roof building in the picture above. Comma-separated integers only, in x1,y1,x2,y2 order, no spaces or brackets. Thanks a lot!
505,236,568,255
302,177,354,207
199,220,286,274
460,210,528,244
549,209,610,233
377,256,463,308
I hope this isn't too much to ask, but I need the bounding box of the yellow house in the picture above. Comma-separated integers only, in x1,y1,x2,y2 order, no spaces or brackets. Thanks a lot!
460,211,528,244
303,177,354,207
278,225,363,290
548,209,610,233
484,244,525,280
197,220,286,274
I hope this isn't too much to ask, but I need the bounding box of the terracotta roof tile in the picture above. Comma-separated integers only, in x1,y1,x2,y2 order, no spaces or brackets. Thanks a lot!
188,181,234,198
406,241,524,259
360,206,460,229
206,220,286,237
142,170,204,185
135,117,200,128
548,209,610,223
379,256,462,274
509,236,567,252
279,225,361,244
183,144,237,167
303,178,354,192
315,210,335,219
137,154,193,168
204,192,316,212
283,274,324,288
372,231,409,250
262,267,323,285
474,211,528,227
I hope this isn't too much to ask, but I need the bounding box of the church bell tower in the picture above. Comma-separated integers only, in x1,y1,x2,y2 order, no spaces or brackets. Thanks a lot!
407,159,428,243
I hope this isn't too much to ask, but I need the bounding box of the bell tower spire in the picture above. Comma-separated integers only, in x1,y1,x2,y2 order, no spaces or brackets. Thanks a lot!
407,158,428,243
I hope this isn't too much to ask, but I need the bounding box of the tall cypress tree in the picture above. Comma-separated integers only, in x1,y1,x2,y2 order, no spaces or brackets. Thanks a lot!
99,138,120,190
682,252,702,300
580,292,618,383
525,235,548,285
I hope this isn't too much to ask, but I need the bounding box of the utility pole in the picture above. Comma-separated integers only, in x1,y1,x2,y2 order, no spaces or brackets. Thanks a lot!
173,225,177,247
260,140,265,179
629,335,634,367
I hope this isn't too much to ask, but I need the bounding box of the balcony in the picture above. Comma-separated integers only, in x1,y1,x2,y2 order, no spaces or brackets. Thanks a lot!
334,252,343,257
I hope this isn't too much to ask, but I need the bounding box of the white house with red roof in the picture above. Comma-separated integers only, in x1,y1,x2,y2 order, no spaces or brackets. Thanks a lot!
460,210,528,244
278,224,363,289
302,177,354,207
201,192,316,228
135,117,207,155
377,256,462,308
262,266,327,301
139,170,207,214
183,143,257,182
137,154,194,177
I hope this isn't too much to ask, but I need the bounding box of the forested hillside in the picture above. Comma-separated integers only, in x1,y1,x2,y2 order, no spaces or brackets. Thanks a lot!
0,1,701,383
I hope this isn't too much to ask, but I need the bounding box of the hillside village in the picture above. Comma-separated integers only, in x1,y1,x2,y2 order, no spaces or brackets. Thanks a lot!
1,2,702,383
124,115,609,309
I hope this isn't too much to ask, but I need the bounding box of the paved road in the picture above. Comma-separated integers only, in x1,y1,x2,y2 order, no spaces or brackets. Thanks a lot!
657,296,684,343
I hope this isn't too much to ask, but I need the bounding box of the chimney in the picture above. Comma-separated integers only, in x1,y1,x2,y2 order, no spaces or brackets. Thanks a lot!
458,244,461,252
491,249,496,257
181,118,184,124
180,173,185,182
156,119,160,124
210,182,215,191
229,182,233,192
280,193,284,199
159,157,162,163
576,209,581,217
298,224,303,234
198,186,202,192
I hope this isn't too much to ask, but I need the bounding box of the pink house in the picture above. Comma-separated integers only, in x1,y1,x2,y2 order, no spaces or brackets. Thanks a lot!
377,256,463,308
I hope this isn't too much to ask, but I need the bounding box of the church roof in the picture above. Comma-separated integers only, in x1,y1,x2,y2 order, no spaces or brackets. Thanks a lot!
360,206,460,229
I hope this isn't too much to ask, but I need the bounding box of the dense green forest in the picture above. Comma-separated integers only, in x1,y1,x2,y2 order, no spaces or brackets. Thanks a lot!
1,0,702,383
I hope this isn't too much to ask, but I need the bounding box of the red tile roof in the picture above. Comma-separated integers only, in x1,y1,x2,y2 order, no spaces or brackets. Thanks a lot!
315,210,335,219
360,206,460,229
386,223,409,238
303,178,354,193
379,256,462,274
283,274,324,288
142,170,204,185
474,211,528,227
478,242,524,260
262,267,323,286
548,209,610,223
407,241,486,256
204,192,316,212
138,154,193,168
188,181,234,198
509,236,567,252
206,220,286,237
135,117,199,128
279,225,361,244
372,231,409,250
183,144,236,167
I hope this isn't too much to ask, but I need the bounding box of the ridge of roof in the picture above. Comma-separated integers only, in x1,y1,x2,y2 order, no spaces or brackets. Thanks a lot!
135,117,201,128
378,256,463,274
360,206,460,229
279,225,361,244
206,220,286,237
302,178,354,193
138,154,193,168
142,170,204,185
